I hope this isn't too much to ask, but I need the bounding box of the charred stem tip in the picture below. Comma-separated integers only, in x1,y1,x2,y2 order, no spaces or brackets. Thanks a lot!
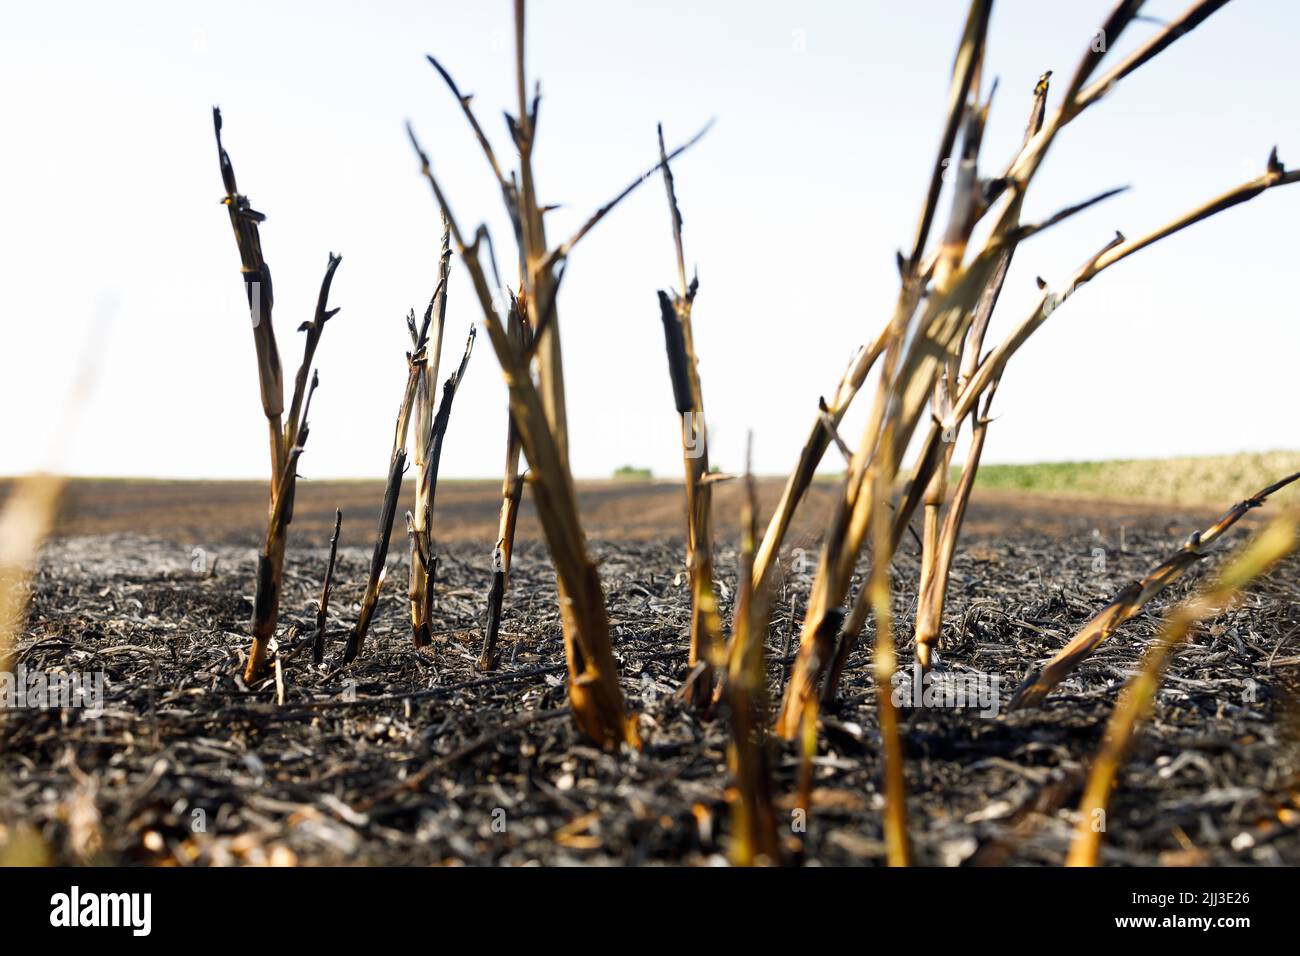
1267,146,1284,174
406,121,430,164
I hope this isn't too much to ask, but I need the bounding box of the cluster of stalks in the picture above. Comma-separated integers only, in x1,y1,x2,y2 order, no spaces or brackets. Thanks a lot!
740,0,1300,866
213,108,343,683
409,225,476,650
343,225,475,665
408,0,707,748
217,112,477,674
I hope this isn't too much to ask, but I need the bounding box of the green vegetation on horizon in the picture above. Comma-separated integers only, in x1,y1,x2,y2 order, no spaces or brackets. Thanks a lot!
967,451,1300,507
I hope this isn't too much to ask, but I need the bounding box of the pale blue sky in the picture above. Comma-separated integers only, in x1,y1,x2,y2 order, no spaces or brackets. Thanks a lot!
1,1,1297,479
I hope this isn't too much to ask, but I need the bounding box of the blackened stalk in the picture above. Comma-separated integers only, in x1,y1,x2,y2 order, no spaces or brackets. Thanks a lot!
342,352,422,665
480,293,530,671
312,509,342,665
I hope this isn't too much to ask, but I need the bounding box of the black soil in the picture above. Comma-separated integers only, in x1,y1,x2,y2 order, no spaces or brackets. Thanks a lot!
3,507,1299,866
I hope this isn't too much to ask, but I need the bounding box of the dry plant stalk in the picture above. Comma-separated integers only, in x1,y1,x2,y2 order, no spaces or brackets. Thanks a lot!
866,477,910,865
408,221,453,648
0,470,70,873
655,123,722,706
411,0,708,745
1010,471,1299,709
311,508,343,665
408,324,476,647
1066,504,1300,866
724,436,780,866
214,107,342,683
0,475,66,673
479,292,530,671
911,384,1000,665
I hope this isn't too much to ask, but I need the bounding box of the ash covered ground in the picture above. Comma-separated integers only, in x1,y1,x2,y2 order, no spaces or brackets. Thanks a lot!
2,483,1298,866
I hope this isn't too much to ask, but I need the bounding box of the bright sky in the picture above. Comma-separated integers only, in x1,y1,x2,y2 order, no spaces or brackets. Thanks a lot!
2,1,1297,480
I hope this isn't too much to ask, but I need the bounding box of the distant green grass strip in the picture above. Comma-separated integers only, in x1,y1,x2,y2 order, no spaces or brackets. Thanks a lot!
968,451,1300,506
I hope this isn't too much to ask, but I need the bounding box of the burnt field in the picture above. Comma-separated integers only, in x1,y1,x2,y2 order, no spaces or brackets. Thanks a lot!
2,479,1298,866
